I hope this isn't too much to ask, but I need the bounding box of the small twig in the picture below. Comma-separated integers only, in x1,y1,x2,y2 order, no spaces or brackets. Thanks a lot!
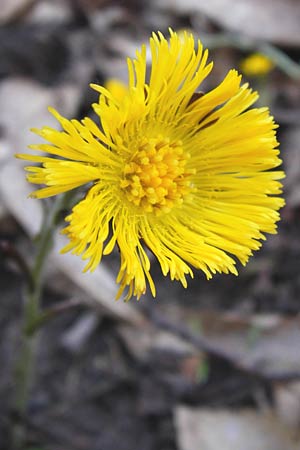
25,298,83,335
143,306,300,382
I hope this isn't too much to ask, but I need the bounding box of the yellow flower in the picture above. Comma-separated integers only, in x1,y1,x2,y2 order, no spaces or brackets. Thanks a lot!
240,53,275,77
17,30,285,300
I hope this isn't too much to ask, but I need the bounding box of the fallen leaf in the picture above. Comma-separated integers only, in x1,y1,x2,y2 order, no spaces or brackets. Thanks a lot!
158,0,300,46
274,381,300,428
175,407,300,450
0,0,36,24
178,310,300,378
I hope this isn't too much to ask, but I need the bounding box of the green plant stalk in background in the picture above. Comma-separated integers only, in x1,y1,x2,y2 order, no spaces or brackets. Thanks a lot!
13,193,72,449
201,32,300,80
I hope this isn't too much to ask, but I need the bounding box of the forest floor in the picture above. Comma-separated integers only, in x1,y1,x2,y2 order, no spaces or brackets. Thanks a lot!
1,0,300,449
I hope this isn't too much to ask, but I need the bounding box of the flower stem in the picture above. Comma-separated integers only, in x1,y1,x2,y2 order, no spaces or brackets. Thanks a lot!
12,193,71,448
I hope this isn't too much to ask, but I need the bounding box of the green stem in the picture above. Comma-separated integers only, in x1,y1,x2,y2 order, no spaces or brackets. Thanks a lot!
13,193,71,448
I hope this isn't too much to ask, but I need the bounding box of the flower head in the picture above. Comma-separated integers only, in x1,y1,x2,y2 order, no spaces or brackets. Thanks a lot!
240,53,275,77
17,30,284,300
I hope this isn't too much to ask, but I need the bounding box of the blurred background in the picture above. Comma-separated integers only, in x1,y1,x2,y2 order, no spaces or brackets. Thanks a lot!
1,0,300,449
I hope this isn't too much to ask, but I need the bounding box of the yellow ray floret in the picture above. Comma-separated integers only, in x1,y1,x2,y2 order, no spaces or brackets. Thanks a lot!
16,29,285,300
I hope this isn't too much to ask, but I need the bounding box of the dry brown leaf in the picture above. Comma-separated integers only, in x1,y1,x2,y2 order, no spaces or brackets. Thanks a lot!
159,0,300,46
175,407,300,450
0,0,36,24
184,310,300,377
274,381,300,428
26,0,73,25
118,323,197,359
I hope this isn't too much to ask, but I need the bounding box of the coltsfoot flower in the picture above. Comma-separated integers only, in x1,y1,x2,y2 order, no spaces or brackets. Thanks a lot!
240,52,275,77
17,30,285,300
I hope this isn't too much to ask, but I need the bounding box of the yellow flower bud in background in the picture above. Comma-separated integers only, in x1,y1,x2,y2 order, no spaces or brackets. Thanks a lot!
240,53,275,77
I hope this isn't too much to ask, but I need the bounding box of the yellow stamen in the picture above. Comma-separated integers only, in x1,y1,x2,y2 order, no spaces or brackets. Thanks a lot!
121,136,192,214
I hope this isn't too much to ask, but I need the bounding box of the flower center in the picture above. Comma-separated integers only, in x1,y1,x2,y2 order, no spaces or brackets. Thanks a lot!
120,137,193,215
